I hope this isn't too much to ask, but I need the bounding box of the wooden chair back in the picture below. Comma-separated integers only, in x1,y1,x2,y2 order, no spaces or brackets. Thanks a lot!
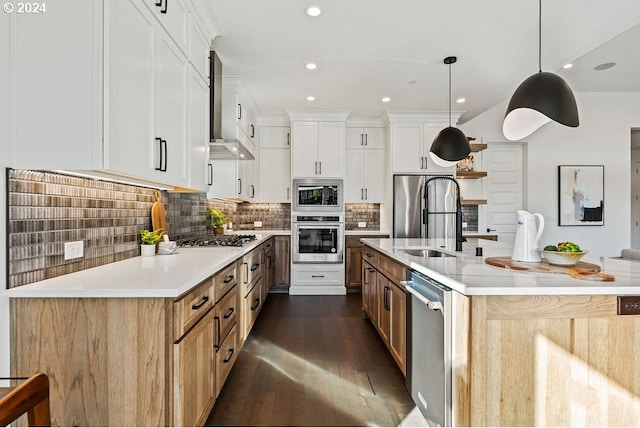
0,373,51,426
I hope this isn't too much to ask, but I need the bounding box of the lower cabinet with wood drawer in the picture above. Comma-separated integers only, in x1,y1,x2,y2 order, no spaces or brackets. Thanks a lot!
361,244,407,375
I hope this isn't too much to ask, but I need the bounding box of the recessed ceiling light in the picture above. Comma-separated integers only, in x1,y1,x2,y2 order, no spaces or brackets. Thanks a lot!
239,154,245,158
594,62,616,71
306,6,321,17
408,80,418,86
382,97,391,103
456,98,466,103
563,63,573,69
305,63,317,70
306,96,316,101
231,147,237,151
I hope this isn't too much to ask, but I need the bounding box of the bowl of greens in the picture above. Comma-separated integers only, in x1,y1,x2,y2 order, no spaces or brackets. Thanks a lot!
539,242,587,266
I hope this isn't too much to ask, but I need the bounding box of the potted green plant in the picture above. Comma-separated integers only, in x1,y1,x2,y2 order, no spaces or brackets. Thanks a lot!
139,229,163,256
208,208,229,235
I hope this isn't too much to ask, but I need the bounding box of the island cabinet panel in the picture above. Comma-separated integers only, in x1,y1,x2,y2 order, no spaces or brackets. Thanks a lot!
10,298,171,427
463,294,640,427
274,236,291,288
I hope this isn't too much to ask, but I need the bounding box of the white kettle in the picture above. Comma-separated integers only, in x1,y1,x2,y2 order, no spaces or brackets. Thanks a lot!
512,210,545,262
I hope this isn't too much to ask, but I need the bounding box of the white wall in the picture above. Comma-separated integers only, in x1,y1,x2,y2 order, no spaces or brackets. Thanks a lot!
462,92,640,257
1,9,10,381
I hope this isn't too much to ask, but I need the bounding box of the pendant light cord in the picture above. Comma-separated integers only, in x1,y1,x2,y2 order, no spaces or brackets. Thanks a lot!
448,60,452,127
538,0,542,73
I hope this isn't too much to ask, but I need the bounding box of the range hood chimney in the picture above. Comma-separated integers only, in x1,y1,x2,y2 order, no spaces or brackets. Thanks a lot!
209,51,255,160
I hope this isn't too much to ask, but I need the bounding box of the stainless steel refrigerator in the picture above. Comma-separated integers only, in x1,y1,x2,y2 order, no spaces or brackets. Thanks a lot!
393,175,462,245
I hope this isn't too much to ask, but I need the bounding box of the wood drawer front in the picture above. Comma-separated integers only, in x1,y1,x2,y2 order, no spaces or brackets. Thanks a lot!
215,262,238,303
174,277,215,340
241,249,262,296
243,279,262,337
216,324,238,397
262,238,274,255
379,254,406,285
363,246,379,266
215,286,237,350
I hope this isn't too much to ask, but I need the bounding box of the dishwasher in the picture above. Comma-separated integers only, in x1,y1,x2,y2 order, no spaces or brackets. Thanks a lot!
402,270,452,427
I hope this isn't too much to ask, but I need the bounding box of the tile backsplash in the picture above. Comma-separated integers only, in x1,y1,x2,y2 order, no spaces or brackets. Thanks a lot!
7,170,381,287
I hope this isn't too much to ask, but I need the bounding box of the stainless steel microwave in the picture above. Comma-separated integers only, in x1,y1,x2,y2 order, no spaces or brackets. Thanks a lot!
292,178,343,212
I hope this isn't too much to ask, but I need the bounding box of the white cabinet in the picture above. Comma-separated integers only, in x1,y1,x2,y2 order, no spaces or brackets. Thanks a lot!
239,158,257,200
189,19,211,83
207,159,256,200
189,68,209,192
291,122,345,178
345,127,386,202
389,123,455,174
346,127,384,150
221,89,257,159
6,0,213,190
258,125,291,202
345,148,385,202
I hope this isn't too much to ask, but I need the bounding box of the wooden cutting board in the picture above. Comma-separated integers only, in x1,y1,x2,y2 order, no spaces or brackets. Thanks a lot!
151,191,167,236
485,256,615,282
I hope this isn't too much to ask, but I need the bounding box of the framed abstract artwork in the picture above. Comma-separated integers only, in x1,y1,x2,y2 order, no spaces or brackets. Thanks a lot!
558,165,604,226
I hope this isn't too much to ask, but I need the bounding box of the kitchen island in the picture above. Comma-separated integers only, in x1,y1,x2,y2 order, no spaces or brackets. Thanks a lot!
362,237,640,427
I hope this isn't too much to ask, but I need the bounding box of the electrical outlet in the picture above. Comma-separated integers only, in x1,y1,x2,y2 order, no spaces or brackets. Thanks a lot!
254,221,263,228
462,221,468,228
64,241,84,260
358,222,367,228
618,296,640,315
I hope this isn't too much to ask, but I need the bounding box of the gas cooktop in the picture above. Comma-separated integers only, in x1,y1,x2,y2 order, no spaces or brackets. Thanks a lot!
176,234,257,248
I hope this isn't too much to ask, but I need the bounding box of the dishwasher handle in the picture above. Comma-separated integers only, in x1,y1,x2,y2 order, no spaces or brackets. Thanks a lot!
402,280,444,311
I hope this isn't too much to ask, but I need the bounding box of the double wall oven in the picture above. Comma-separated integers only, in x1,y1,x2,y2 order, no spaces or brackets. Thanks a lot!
292,179,344,264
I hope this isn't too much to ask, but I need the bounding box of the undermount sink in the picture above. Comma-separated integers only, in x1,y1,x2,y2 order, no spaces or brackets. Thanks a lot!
399,249,455,258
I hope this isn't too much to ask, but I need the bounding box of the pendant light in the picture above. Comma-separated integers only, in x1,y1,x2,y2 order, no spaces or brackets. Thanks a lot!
429,56,471,168
503,0,579,141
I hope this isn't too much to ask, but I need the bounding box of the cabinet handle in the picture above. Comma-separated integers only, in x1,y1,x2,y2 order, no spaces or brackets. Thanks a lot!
250,124,255,138
250,184,255,198
361,188,364,200
311,275,325,278
364,188,368,200
155,0,162,6
243,262,248,283
319,162,322,175
361,133,364,146
367,267,375,272
214,315,221,350
161,139,167,171
223,274,234,284
191,295,209,310
267,255,272,269
287,132,290,146
365,252,373,258
251,298,260,311
208,164,213,186
286,187,290,200
365,133,368,146
250,263,260,272
238,103,242,120
223,348,234,363
224,307,234,319
155,138,163,171
384,286,390,310
238,178,242,195
160,0,168,14
487,228,497,232
314,161,318,175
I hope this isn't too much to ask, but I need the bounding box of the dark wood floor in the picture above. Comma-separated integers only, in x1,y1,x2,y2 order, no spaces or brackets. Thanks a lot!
206,293,427,427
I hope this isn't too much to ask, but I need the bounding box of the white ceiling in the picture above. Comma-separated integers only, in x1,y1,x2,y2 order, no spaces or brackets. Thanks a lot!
207,0,640,124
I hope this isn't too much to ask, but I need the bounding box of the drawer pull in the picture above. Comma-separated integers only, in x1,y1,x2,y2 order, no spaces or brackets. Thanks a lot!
223,275,234,284
250,263,260,272
251,298,260,311
223,307,234,319
214,316,221,350
223,348,234,363
191,295,209,310
366,253,373,258
244,263,248,283
367,268,375,272
311,275,325,278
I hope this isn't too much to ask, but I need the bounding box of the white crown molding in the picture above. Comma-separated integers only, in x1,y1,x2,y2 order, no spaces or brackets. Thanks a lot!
256,115,291,127
285,109,352,122
346,116,386,128
381,110,463,124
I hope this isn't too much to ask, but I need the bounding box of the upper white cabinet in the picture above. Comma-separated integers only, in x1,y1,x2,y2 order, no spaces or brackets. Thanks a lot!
221,81,257,159
6,0,215,190
189,67,210,192
189,19,211,83
291,121,345,178
345,126,386,202
388,117,457,174
345,127,384,150
258,125,291,202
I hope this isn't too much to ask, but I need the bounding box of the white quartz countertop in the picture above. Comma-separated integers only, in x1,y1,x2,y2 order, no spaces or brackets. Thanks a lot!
362,238,640,296
6,234,275,299
345,230,390,236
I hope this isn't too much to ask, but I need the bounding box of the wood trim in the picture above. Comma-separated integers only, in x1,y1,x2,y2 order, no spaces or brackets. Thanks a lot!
456,171,487,179
469,296,488,427
485,295,618,320
469,143,487,152
451,292,470,427
460,199,487,205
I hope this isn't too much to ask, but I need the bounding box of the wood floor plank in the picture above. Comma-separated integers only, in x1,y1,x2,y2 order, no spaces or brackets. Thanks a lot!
206,294,427,427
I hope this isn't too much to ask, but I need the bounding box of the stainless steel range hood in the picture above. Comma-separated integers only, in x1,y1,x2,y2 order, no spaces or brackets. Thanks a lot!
209,51,255,160
209,139,255,160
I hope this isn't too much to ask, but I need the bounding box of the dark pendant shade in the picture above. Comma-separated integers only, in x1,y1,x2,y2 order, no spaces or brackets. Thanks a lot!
430,126,471,163
503,71,579,140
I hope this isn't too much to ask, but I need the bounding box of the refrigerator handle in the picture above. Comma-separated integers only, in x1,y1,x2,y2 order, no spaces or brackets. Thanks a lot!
420,181,427,238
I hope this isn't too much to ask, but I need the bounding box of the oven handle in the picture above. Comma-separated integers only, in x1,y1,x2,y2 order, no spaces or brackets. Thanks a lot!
403,281,444,311
293,223,343,228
